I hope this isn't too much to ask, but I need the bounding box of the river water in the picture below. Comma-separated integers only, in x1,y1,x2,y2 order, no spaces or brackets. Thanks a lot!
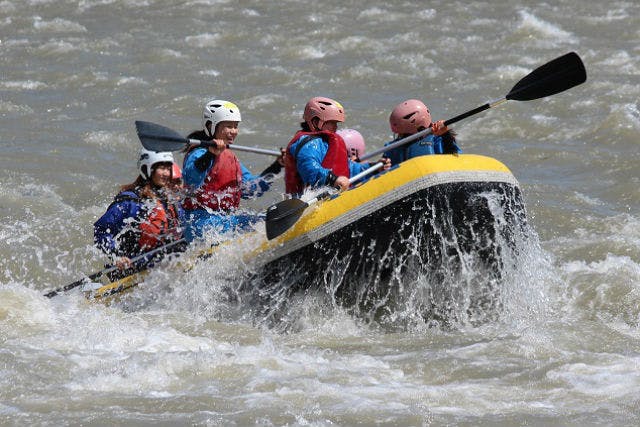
1,0,639,425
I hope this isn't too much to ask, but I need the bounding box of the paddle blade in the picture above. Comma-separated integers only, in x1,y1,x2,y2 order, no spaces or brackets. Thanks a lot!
506,52,586,101
135,120,189,152
265,198,309,240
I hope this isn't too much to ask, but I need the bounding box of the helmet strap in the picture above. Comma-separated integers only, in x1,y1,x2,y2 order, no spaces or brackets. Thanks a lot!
204,120,213,137
311,117,322,132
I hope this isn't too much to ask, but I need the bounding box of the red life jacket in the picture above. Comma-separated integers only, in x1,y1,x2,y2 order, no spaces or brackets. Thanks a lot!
284,130,350,194
138,199,181,251
182,149,242,211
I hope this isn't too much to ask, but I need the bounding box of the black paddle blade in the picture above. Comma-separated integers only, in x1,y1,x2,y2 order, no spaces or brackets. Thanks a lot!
265,198,309,240
135,120,189,152
506,52,586,101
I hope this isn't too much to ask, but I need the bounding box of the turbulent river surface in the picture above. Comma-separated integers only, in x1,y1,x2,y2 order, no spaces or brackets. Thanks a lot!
1,0,639,425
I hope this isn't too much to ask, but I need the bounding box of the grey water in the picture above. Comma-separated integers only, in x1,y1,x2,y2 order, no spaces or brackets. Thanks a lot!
1,0,639,425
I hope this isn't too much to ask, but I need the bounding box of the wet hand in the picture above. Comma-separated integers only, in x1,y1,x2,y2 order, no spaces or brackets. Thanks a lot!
379,157,391,170
207,138,226,155
115,257,133,270
431,120,449,136
334,175,350,191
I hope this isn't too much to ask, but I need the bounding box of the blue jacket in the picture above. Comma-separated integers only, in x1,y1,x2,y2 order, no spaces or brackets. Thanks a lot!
94,189,186,259
288,135,371,188
94,190,142,258
384,133,461,165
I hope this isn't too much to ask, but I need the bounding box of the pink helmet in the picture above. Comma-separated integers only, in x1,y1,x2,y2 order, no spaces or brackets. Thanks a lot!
337,129,365,158
389,99,432,135
172,163,182,180
303,97,345,130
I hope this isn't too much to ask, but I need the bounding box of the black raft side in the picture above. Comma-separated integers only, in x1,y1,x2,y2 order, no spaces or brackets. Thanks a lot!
241,180,530,327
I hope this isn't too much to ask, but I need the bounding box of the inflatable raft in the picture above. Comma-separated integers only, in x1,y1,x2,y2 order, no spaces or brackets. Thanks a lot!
88,154,529,325
242,153,528,325
83,51,590,324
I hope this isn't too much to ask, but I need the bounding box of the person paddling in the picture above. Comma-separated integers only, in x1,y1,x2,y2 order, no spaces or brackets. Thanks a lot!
284,96,389,196
94,149,187,280
384,99,461,164
182,99,284,242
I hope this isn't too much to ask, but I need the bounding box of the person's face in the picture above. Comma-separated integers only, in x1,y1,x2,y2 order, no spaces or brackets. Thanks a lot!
214,121,239,144
321,120,339,133
151,163,172,187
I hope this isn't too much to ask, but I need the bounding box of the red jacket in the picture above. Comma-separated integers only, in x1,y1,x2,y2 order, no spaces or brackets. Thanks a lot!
182,149,242,211
139,199,182,250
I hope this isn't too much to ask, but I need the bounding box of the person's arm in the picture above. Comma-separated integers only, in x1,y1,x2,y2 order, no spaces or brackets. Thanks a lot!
348,159,371,176
182,148,212,188
240,162,278,198
383,140,404,165
259,148,284,176
93,201,136,255
347,158,391,185
294,137,332,187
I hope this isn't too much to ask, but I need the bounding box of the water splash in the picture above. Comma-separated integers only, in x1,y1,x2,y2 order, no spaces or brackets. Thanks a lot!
235,182,552,332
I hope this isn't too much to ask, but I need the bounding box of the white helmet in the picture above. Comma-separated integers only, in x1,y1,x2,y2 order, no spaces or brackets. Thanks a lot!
202,99,242,137
137,148,174,180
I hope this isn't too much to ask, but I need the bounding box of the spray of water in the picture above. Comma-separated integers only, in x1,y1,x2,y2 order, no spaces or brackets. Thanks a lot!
213,182,556,332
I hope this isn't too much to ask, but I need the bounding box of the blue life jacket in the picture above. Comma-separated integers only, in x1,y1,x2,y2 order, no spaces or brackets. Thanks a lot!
384,133,461,164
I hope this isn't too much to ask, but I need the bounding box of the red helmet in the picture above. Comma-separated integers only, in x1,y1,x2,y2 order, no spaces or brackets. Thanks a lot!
303,97,345,130
172,163,182,180
389,99,432,135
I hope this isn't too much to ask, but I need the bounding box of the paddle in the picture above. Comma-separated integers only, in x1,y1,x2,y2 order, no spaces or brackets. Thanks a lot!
359,51,586,161
135,120,281,157
44,238,187,298
265,162,385,239
266,52,586,239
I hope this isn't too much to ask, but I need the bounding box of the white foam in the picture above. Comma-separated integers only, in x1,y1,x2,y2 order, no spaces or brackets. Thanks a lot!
185,33,221,48
156,48,184,58
0,100,34,114
32,16,87,33
244,94,285,109
494,65,533,81
517,10,577,43
83,130,131,151
116,76,148,86
296,46,325,60
38,39,79,54
547,359,640,399
199,69,221,77
1,80,46,90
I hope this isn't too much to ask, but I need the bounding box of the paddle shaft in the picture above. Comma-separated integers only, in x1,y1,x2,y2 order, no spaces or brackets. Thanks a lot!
300,161,385,210
186,139,281,157
136,121,281,156
349,160,385,184
44,238,187,298
359,97,508,162
360,52,586,161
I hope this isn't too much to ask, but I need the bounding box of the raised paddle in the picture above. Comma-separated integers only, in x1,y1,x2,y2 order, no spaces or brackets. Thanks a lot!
265,51,587,239
359,51,587,161
265,162,385,239
44,238,187,298
135,120,281,157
